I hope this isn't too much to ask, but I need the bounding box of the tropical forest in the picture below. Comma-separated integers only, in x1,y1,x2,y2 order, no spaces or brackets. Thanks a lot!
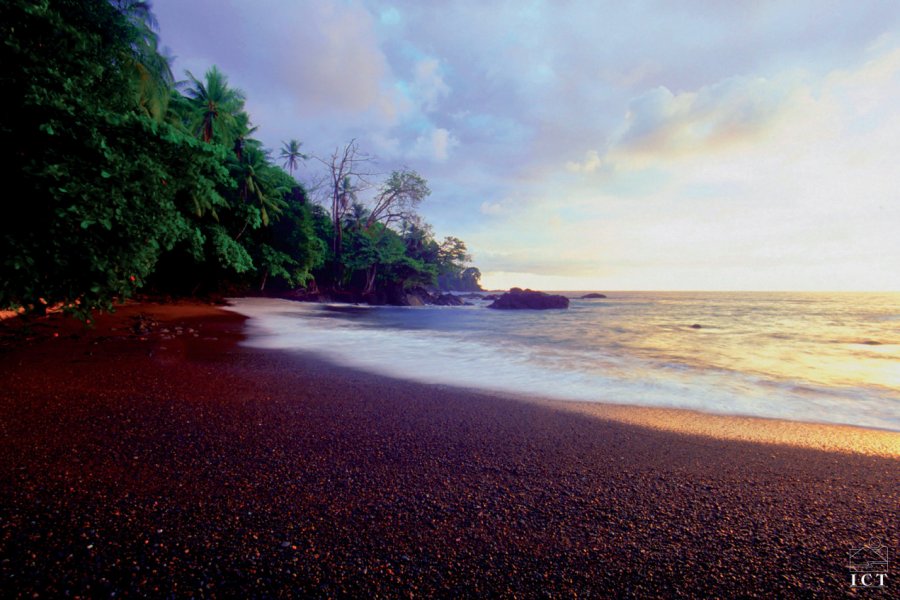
0,0,482,320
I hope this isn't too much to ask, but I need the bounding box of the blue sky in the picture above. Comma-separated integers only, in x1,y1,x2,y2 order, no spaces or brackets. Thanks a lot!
153,1,900,291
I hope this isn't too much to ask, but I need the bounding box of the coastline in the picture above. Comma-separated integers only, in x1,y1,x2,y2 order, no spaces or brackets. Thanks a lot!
1,301,897,596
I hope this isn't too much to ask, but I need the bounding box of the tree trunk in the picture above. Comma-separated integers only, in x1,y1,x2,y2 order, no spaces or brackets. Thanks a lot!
332,226,343,288
364,264,378,295
259,268,269,291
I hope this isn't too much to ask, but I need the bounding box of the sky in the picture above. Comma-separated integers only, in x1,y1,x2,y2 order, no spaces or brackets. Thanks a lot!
152,0,900,291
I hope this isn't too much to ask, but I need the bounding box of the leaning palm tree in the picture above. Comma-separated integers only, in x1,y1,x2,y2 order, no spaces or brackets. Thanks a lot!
279,139,308,178
180,66,246,144
112,0,175,121
232,143,286,230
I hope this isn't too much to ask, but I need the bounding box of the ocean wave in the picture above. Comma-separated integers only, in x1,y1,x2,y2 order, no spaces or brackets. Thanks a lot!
226,298,900,432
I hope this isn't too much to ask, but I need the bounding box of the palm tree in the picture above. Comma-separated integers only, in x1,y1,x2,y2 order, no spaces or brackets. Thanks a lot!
338,175,357,212
231,143,285,230
112,0,175,121
343,201,370,232
181,66,246,144
232,112,258,162
279,139,308,178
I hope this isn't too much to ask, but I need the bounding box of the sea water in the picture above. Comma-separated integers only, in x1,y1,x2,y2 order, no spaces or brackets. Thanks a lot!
226,292,900,431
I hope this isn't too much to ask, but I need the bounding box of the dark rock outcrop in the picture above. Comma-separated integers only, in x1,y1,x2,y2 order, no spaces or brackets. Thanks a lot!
432,294,466,306
580,293,607,299
488,288,569,310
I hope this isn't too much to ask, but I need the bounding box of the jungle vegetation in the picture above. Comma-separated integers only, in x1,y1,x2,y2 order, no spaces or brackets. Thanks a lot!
0,0,481,318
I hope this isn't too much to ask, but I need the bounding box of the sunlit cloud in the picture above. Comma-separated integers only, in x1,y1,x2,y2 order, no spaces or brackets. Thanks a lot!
477,41,900,291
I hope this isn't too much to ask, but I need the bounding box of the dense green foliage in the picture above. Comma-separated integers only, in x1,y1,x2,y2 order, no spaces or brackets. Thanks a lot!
0,0,479,317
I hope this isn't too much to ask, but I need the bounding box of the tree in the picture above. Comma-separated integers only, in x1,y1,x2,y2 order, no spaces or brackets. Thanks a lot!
341,224,435,297
231,141,286,229
114,0,174,122
401,217,440,265
366,169,430,229
250,184,325,291
314,140,375,286
181,66,247,145
343,201,370,232
438,236,471,267
436,237,481,291
0,0,230,316
279,139,307,178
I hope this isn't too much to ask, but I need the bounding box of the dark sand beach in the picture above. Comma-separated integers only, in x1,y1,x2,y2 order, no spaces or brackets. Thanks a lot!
1,302,897,597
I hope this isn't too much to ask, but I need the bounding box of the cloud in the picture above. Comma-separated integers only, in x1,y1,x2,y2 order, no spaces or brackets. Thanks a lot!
479,201,505,216
566,150,602,173
608,76,791,165
152,1,900,290
412,58,450,112
414,128,458,162
284,2,391,113
155,0,406,131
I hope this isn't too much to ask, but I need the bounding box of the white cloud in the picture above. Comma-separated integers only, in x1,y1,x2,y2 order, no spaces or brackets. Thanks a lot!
412,58,451,112
414,127,458,162
606,75,792,167
480,42,900,291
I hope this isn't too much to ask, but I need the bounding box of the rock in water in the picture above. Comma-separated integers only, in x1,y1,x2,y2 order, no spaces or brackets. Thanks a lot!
488,288,569,310
406,294,426,307
432,294,465,306
580,293,607,299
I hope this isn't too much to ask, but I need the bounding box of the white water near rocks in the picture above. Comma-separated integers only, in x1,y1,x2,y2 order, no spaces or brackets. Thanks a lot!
226,292,900,431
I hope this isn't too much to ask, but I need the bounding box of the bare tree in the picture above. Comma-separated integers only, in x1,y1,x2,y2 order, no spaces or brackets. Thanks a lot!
314,140,376,284
313,143,432,292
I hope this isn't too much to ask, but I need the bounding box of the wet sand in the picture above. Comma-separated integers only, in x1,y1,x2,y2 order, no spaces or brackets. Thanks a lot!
1,301,897,597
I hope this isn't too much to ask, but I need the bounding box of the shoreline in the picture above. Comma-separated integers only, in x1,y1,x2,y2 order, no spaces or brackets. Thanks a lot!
1,301,897,596
228,298,900,440
225,297,900,455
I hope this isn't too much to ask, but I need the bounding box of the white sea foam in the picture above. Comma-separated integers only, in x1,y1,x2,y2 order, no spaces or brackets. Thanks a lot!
225,296,900,432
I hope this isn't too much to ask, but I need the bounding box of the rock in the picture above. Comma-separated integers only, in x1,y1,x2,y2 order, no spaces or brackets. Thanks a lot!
407,287,436,305
580,293,607,299
690,324,702,329
482,294,501,301
130,314,158,335
432,294,465,306
488,288,569,310
406,294,426,307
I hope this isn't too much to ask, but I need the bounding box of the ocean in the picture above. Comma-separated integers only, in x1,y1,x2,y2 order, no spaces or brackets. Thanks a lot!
227,292,900,432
